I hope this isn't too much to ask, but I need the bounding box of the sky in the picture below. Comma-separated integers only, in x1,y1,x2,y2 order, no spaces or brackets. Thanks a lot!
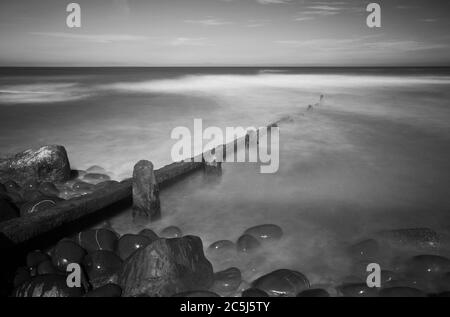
0,0,449,66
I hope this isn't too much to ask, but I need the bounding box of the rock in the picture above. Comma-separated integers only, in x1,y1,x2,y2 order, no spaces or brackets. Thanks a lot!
95,180,119,190
37,260,59,275
243,224,283,242
379,287,426,297
83,251,123,288
297,289,330,297
376,228,440,250
173,291,220,297
160,226,182,238
337,283,378,297
13,267,31,288
118,236,214,297
0,145,71,186
4,180,21,193
403,255,450,277
132,160,160,220
13,275,83,297
252,269,310,297
241,288,269,297
22,190,45,202
38,182,59,197
208,240,235,253
76,229,118,253
138,229,159,242
237,234,260,253
20,197,62,216
84,284,122,297
86,166,107,174
22,180,39,191
0,196,19,222
0,183,6,194
51,240,86,271
117,234,152,260
83,173,111,183
72,181,95,191
26,250,50,268
6,191,23,205
211,268,242,294
347,239,380,260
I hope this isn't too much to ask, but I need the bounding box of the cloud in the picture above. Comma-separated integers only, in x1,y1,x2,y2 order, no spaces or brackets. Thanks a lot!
169,37,209,46
30,32,147,43
184,18,233,26
294,1,363,21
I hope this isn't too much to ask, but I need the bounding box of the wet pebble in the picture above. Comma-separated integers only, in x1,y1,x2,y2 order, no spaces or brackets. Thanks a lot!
241,288,269,297
83,173,111,183
237,234,260,253
20,197,62,216
22,180,39,191
208,240,236,253
83,250,122,287
243,224,283,242
84,284,122,297
37,260,59,275
212,267,242,294
86,166,107,174
297,288,330,297
38,182,59,197
160,226,182,238
72,181,95,191
379,287,426,297
77,229,118,253
51,240,86,271
252,269,310,297
338,283,378,297
117,234,152,260
4,180,21,193
404,255,450,277
138,229,159,242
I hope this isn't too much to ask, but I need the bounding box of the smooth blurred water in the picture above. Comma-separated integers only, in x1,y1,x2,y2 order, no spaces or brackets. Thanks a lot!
1,68,450,287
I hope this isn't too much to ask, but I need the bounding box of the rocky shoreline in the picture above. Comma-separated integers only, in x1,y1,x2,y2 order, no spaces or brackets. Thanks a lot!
1,145,450,297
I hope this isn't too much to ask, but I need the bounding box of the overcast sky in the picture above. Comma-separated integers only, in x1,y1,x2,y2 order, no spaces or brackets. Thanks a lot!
0,0,449,66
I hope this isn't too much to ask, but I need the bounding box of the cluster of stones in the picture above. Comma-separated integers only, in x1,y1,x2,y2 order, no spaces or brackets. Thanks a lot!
0,145,116,223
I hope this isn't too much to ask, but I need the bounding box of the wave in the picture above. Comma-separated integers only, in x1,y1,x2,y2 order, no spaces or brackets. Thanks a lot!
0,83,91,105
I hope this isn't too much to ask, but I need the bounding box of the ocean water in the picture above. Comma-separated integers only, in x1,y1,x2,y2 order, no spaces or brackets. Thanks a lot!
1,67,450,290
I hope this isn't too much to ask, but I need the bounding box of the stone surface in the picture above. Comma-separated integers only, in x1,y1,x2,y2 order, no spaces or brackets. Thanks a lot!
160,226,183,238
211,267,242,294
76,229,118,253
83,251,123,288
208,240,235,253
237,234,260,253
403,255,450,276
132,160,161,220
13,275,83,297
117,234,152,260
297,288,330,297
84,284,122,297
38,182,60,197
20,197,62,216
0,145,71,186
138,228,159,242
243,224,283,242
252,269,310,297
51,240,86,271
0,196,19,222
338,283,378,297
241,288,269,297
118,236,214,297
26,250,50,268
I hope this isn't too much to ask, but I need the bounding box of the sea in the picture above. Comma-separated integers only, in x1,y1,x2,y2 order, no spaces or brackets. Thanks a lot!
1,67,450,290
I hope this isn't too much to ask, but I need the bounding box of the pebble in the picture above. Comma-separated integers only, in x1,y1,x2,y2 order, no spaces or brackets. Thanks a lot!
138,229,159,242
4,180,21,193
38,182,60,197
212,267,242,294
236,234,260,253
83,173,111,183
117,234,152,260
243,224,283,241
241,288,269,297
83,250,123,286
77,229,118,253
338,283,378,297
252,269,310,297
208,240,236,253
160,226,183,238
51,240,86,271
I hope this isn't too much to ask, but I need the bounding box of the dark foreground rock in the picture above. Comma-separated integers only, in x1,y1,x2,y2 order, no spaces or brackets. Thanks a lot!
211,267,242,294
84,284,122,297
173,291,220,297
252,269,310,297
379,287,426,297
83,251,123,289
241,288,269,297
0,145,71,186
118,236,214,297
297,288,330,297
14,275,83,297
0,197,19,222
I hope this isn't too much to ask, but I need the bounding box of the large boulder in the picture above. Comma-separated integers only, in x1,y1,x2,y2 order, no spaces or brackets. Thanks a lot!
118,236,214,297
0,145,71,186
